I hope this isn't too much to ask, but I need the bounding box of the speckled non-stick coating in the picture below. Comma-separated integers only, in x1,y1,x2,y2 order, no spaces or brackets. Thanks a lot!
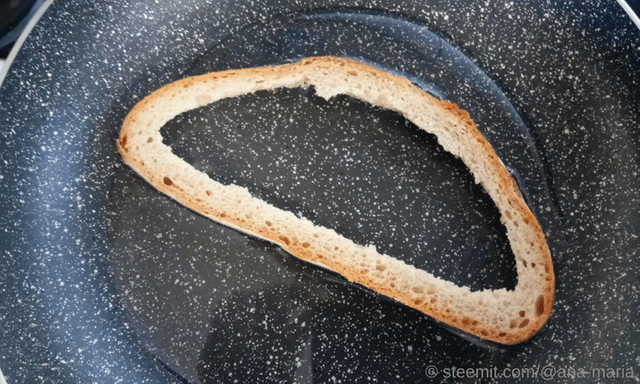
0,1,638,383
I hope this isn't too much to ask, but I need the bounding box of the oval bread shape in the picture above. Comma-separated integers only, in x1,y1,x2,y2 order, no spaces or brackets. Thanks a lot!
117,56,554,344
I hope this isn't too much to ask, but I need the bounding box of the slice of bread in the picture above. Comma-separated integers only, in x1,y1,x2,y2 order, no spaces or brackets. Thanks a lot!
118,56,554,344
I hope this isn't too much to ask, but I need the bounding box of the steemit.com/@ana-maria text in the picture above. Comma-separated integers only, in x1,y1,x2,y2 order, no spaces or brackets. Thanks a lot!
424,364,635,381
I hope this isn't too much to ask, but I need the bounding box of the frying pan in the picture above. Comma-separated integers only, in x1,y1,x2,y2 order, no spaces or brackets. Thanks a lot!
1,0,638,383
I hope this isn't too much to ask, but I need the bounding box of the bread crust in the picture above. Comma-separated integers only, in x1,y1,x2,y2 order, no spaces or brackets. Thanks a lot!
118,56,554,344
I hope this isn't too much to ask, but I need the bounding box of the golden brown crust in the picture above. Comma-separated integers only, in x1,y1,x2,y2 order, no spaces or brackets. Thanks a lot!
118,56,554,345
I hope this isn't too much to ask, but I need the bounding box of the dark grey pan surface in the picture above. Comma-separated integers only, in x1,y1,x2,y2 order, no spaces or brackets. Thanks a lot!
1,0,639,383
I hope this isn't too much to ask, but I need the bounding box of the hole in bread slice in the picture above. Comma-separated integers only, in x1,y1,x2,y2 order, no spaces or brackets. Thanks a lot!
159,87,518,293
118,57,554,344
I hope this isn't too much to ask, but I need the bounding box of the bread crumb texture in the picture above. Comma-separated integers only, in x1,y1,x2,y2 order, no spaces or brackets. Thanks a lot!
118,56,554,344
